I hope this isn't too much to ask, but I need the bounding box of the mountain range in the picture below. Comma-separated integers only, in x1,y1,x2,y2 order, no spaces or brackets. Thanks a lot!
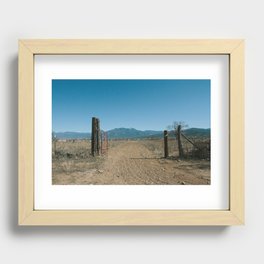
54,127,210,140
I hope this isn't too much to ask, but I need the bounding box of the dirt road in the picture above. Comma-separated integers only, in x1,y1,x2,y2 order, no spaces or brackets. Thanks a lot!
53,140,210,185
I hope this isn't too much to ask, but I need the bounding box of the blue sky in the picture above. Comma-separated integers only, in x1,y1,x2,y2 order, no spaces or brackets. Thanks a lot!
52,79,210,132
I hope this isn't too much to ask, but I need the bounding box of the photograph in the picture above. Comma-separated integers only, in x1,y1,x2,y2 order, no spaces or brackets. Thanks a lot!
52,79,211,185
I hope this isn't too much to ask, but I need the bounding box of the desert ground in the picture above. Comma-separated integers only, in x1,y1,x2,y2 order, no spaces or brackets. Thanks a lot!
52,138,210,185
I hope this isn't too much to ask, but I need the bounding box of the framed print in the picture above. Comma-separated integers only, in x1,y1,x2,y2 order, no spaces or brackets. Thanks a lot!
18,39,244,225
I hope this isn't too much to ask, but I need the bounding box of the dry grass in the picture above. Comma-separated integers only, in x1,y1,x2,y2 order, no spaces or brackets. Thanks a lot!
52,138,210,185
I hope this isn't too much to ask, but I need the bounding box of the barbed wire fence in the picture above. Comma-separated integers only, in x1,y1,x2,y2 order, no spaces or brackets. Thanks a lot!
163,124,210,160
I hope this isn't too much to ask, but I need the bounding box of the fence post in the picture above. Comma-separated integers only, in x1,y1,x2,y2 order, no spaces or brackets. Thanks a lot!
105,131,108,152
101,131,103,154
91,117,97,156
96,118,101,155
164,130,168,158
177,125,184,158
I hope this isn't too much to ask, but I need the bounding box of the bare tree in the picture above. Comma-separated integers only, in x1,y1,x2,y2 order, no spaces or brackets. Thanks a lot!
167,121,188,136
172,121,188,131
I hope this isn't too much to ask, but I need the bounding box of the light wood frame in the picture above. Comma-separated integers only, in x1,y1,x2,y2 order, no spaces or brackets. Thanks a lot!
18,39,244,226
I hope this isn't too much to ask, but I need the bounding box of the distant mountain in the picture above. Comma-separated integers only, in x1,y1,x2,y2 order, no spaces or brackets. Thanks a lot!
182,128,210,137
54,128,210,140
54,132,91,139
107,128,162,139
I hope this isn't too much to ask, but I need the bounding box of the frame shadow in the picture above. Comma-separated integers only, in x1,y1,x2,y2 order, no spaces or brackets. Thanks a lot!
8,55,229,236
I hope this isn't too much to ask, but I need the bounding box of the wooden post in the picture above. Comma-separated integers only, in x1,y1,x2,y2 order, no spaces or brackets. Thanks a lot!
177,125,184,158
105,131,108,152
91,117,97,156
96,118,101,155
101,131,103,154
164,130,168,158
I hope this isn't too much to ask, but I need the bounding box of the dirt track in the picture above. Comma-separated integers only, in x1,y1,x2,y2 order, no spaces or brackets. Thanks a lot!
53,140,210,185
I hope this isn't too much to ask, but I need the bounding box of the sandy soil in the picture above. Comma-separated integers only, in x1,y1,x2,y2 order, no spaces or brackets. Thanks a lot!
52,140,210,185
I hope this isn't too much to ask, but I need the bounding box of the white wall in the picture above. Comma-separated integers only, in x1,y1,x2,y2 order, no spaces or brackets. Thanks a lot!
0,0,262,263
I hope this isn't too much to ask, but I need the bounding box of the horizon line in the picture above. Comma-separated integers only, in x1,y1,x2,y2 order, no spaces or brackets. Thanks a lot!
53,127,211,133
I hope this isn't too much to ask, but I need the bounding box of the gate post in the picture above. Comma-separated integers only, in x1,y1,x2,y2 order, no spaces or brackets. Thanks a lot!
91,117,97,156
177,125,184,158
96,118,101,155
164,130,168,158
